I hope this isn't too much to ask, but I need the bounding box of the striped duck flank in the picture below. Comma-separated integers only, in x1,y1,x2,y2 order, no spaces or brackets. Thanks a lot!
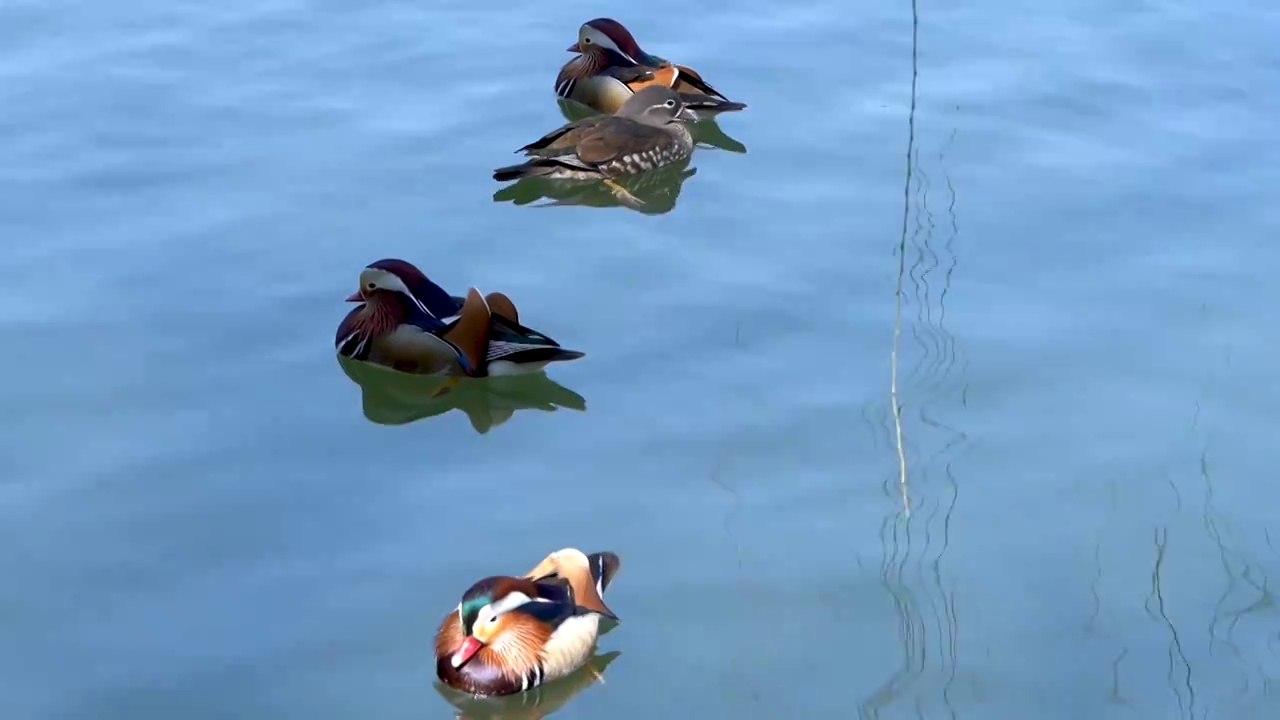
555,17,746,118
493,85,696,182
434,549,622,696
335,258,584,376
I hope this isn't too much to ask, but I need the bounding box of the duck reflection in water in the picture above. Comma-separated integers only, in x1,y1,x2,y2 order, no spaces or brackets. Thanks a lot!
434,651,620,720
493,157,696,215
337,355,585,433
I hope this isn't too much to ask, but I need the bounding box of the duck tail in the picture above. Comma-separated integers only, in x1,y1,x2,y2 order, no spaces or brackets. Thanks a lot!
587,552,622,596
493,160,555,182
677,93,747,115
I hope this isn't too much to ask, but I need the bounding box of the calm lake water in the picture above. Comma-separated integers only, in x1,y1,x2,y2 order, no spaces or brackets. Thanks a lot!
4,0,1280,718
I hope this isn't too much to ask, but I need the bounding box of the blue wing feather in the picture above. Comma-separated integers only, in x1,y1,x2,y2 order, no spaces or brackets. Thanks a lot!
514,598,580,629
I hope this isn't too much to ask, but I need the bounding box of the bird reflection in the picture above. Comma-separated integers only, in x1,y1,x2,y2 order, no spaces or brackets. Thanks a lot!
433,651,620,720
556,97,746,154
493,157,696,215
337,355,586,433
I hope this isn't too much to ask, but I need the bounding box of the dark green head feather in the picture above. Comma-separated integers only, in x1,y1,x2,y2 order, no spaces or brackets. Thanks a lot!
458,595,490,635
458,576,506,636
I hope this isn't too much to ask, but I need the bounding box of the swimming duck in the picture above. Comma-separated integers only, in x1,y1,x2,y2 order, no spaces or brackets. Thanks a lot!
494,85,695,183
435,549,622,697
556,17,745,118
335,259,584,376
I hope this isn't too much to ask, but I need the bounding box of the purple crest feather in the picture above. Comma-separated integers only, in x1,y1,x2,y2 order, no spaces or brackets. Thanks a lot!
365,258,457,318
585,18,645,60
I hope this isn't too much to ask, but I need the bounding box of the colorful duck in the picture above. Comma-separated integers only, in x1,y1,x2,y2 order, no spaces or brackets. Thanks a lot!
435,549,622,696
494,85,695,182
555,17,745,118
335,259,584,376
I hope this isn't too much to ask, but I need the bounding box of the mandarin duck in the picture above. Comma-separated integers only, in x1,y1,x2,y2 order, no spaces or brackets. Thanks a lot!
493,85,695,183
556,17,745,118
335,259,584,377
435,549,622,697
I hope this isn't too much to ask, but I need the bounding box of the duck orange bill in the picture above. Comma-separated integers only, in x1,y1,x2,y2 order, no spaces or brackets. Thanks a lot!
450,637,484,668
345,291,363,302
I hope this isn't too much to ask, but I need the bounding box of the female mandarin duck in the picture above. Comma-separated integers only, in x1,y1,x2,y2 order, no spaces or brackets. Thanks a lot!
555,17,745,118
335,259,584,376
435,549,622,696
494,85,695,182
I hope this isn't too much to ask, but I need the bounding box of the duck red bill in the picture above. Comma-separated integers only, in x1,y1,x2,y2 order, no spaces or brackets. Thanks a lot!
566,43,580,52
345,291,363,302
451,637,483,668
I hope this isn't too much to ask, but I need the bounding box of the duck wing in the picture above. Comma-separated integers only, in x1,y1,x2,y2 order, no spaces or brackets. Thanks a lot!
574,118,679,167
517,116,609,156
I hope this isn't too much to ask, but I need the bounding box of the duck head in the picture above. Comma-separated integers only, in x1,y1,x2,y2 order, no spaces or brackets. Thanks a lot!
618,85,697,125
335,258,460,360
568,18,657,67
344,259,455,313
450,576,552,669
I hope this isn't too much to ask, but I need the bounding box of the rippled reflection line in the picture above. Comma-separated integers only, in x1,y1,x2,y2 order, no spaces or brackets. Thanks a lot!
1149,526,1197,719
860,0,962,712
905,130,963,410
864,0,967,715
904,109,964,720
1109,648,1132,707
1086,543,1105,637
861,513,924,720
707,452,744,572
906,153,948,402
1204,445,1243,662
1197,435,1277,701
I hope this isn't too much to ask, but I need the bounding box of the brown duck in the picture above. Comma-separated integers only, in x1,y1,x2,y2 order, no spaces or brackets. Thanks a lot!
493,85,695,182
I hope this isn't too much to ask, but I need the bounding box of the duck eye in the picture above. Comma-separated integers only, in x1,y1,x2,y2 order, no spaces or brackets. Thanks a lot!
664,99,676,108
583,37,592,44
366,282,376,289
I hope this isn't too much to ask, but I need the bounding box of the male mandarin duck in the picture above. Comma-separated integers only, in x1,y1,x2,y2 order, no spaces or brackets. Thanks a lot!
555,17,745,118
435,549,622,696
335,259,584,376
493,85,695,183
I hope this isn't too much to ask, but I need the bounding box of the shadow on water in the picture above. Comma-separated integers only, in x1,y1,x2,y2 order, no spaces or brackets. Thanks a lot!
555,97,748,154
493,158,698,215
433,651,620,720
337,355,586,433
861,0,967,716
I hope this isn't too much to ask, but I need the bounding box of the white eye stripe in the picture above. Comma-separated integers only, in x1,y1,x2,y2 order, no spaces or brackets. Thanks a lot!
489,591,536,615
362,268,436,317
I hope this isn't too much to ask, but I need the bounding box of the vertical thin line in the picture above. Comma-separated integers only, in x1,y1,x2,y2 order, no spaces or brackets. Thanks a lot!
892,0,920,517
